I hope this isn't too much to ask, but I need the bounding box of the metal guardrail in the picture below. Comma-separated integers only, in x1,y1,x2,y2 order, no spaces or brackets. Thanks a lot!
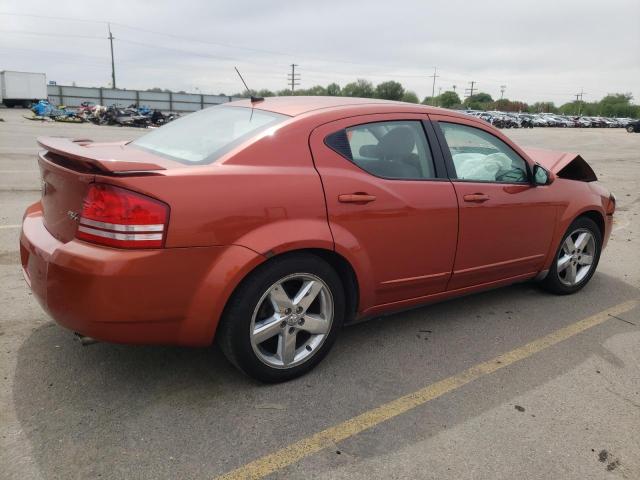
47,85,242,113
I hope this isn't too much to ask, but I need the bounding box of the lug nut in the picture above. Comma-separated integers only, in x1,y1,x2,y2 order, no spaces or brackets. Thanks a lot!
298,318,305,326
280,321,287,328
285,308,292,314
288,327,295,334
296,306,303,314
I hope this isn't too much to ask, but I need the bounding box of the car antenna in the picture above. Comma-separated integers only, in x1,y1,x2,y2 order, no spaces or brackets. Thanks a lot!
235,67,263,103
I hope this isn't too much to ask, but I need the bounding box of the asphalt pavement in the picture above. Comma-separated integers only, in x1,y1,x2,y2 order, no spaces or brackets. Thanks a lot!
0,108,638,480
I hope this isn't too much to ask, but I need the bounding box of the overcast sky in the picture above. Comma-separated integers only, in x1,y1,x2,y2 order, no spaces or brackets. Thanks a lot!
1,0,639,105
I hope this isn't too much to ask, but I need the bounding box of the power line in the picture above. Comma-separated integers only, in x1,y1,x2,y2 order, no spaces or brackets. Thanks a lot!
0,12,105,24
0,29,103,40
0,30,434,79
1,14,618,102
0,12,435,73
116,37,239,62
0,30,440,84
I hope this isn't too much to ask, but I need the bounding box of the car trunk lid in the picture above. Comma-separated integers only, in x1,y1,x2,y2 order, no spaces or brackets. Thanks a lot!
37,137,177,243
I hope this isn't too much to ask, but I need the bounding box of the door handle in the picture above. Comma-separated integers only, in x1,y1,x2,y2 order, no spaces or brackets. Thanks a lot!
463,193,490,203
338,193,377,203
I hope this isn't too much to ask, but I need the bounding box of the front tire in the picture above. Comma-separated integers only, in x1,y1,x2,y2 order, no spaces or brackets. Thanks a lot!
627,125,635,133
217,253,345,383
541,217,602,295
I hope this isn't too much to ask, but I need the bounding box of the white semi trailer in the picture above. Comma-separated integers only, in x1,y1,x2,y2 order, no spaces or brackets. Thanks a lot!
0,71,47,107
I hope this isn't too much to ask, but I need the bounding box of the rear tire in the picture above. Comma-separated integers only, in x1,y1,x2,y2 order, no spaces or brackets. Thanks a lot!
217,253,345,383
628,125,635,133
541,217,602,295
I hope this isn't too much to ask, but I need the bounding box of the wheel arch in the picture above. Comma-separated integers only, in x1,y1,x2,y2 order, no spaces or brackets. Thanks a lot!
304,248,359,323
539,206,606,279
578,209,605,240
217,248,360,336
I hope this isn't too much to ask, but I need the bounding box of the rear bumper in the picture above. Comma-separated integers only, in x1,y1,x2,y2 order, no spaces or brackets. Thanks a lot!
20,202,264,346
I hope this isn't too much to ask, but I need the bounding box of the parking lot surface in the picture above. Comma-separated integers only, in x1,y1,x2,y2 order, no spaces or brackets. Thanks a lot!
0,108,639,480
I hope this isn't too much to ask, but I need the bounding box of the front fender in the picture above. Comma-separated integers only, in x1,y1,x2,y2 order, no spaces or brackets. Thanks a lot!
540,181,608,273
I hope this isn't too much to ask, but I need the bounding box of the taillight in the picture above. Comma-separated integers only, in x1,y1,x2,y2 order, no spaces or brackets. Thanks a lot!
76,183,169,249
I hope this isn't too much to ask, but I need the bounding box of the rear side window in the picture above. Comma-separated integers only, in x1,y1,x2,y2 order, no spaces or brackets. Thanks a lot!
439,122,529,183
326,121,436,180
132,106,288,165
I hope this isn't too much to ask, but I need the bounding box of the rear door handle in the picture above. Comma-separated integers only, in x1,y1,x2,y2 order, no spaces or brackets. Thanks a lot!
338,193,377,203
463,193,490,203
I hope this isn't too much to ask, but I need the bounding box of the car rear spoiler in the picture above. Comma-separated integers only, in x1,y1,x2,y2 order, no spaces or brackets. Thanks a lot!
37,136,167,174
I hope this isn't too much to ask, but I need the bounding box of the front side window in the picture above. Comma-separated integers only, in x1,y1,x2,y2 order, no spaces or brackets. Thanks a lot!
439,122,529,183
326,121,436,180
132,106,288,165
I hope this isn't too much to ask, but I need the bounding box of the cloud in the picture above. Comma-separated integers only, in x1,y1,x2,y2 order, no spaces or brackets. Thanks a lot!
0,0,638,104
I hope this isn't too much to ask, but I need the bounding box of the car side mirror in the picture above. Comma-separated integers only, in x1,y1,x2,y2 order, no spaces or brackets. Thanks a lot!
533,164,554,186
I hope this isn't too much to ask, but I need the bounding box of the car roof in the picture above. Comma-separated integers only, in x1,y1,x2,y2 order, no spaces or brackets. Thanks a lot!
227,95,458,118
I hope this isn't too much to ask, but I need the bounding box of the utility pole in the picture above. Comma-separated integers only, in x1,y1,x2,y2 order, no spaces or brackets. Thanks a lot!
428,67,439,105
464,81,476,99
500,85,506,100
575,88,586,115
108,23,116,89
287,64,300,94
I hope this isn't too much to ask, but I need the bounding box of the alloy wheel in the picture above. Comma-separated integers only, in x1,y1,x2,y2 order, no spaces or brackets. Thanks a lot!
557,228,596,286
250,273,334,369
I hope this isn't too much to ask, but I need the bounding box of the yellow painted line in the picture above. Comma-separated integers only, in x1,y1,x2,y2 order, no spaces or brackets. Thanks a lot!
0,224,21,230
216,299,638,480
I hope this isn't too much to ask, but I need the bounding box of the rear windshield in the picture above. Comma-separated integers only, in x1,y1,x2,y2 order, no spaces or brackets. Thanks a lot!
131,105,288,165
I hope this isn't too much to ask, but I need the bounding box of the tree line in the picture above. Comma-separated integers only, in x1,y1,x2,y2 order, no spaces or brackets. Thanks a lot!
231,80,639,118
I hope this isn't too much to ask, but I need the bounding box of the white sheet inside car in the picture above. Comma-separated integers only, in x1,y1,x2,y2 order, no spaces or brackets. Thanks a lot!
452,152,512,181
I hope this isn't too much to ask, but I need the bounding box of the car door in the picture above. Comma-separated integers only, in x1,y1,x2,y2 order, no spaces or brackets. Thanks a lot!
309,114,458,309
430,114,557,290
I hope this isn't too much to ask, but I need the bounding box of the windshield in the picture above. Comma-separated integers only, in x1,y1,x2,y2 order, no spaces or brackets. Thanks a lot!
131,105,289,164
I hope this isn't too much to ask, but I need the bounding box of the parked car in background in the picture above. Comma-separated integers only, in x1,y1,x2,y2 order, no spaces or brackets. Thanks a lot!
20,97,617,381
626,119,640,132
576,117,592,127
531,115,549,127
457,110,637,130
517,114,534,128
600,118,617,128
616,118,633,127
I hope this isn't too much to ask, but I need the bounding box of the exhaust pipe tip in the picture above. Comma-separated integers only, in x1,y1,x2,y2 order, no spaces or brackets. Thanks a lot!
74,332,99,346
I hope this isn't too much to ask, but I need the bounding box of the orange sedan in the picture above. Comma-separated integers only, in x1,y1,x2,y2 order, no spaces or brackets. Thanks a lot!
20,97,615,382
